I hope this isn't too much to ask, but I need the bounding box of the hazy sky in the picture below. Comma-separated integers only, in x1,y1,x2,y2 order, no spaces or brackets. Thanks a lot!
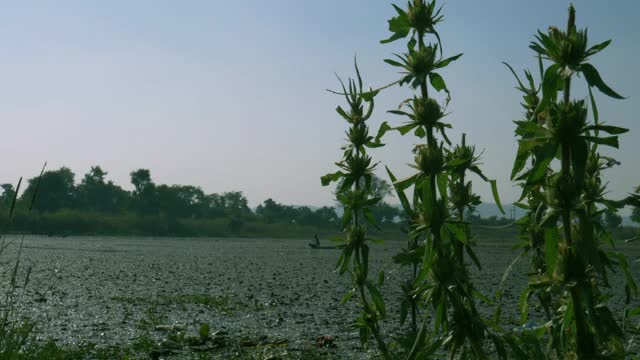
0,1,638,210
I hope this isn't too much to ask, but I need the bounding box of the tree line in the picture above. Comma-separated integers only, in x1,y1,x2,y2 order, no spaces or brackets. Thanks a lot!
0,166,403,236
1,166,633,237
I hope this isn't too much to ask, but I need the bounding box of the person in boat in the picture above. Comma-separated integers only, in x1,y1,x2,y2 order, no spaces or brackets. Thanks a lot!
314,234,320,247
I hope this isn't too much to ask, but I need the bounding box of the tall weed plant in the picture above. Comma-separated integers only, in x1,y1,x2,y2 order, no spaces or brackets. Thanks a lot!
507,5,640,358
323,1,639,359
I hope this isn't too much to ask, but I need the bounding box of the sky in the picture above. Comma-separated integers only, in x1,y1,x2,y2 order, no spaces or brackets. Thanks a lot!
0,1,638,211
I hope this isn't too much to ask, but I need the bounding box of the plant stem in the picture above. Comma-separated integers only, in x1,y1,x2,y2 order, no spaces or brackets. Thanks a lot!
351,142,391,360
354,246,392,359
455,134,466,265
560,7,593,356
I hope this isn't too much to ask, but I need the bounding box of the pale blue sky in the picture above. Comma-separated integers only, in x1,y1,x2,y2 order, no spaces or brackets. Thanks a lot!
0,1,637,209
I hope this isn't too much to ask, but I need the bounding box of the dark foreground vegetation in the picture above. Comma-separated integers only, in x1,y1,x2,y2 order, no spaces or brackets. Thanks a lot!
322,1,640,359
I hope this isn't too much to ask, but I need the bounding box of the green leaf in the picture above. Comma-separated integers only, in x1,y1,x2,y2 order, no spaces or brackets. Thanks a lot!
380,5,410,44
377,270,385,287
361,89,379,102
435,53,463,69
490,180,505,215
503,62,526,90
429,72,447,92
519,287,531,323
384,58,403,67
571,138,589,191
388,109,414,118
341,208,352,229
396,123,417,135
537,63,560,113
394,173,418,191
336,247,352,275
321,171,344,186
366,282,387,317
514,120,545,138
473,288,492,305
584,135,619,148
385,166,412,216
511,140,536,179
199,323,210,339
528,142,557,184
609,252,638,297
628,306,640,318
363,208,381,230
469,165,489,182
375,121,391,143
336,106,351,121
585,39,611,57
581,63,625,99
544,228,559,275
407,37,416,51
365,141,384,149
466,245,482,270
447,223,468,245
340,289,356,304
399,301,408,326
588,87,599,130
583,125,629,135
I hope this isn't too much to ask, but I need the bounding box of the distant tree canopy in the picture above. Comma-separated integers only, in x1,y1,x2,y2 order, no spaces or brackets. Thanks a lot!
0,166,525,236
0,183,16,209
21,167,76,212
1,166,340,231
465,210,513,227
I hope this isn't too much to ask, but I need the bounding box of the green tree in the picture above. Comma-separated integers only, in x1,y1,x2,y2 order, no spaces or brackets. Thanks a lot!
313,206,338,227
199,193,227,218
22,167,76,213
256,198,288,224
130,169,157,215
292,206,316,226
220,191,252,218
77,166,129,213
156,185,205,218
0,184,16,210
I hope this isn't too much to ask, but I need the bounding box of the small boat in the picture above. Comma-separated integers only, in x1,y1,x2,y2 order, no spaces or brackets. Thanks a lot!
308,235,338,249
308,243,338,249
